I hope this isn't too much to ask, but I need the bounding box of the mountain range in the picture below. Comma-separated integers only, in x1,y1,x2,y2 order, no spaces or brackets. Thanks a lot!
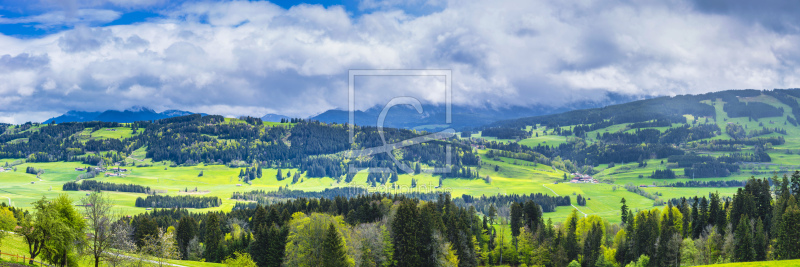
43,106,197,124
308,92,647,130
44,93,645,128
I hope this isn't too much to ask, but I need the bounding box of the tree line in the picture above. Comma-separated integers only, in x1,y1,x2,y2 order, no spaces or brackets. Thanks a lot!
135,195,222,209
62,180,151,193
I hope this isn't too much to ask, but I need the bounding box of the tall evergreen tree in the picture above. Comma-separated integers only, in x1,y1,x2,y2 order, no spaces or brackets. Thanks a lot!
564,210,580,262
267,225,288,267
734,215,755,262
510,202,522,238
251,205,267,232
204,213,223,262
775,197,800,260
754,218,767,261
392,199,420,266
322,223,349,267
620,198,629,225
698,197,709,235
581,222,603,267
708,192,721,228
690,197,701,238
250,225,269,267
177,216,197,260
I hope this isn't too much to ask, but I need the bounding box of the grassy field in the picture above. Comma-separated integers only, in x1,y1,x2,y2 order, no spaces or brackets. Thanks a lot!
2,94,800,231
0,234,223,267
0,148,783,224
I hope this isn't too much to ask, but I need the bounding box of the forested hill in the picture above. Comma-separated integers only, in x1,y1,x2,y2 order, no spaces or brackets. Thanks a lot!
486,89,800,129
43,106,198,124
1,114,479,182
468,88,800,179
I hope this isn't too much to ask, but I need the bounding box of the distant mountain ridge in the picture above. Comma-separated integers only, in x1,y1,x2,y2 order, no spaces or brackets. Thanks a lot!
309,92,647,131
43,92,645,127
44,106,198,123
261,113,291,122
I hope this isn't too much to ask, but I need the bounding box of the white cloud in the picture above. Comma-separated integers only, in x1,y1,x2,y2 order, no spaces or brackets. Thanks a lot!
0,9,121,27
0,0,799,124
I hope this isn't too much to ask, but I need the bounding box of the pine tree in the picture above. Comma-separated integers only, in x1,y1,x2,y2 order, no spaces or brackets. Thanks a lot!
510,202,522,238
734,215,755,262
204,213,223,262
691,198,701,238
564,210,580,262
754,218,767,261
709,192,721,227
322,223,349,267
582,222,603,267
621,198,629,225
775,197,800,260
176,216,197,260
392,199,420,266
267,225,287,267
251,205,267,232
250,224,271,267
256,164,263,178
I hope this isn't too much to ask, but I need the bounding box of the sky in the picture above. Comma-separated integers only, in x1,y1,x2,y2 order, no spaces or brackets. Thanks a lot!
0,0,799,123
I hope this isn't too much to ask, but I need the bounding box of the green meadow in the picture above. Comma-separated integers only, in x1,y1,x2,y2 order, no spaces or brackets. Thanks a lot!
2,94,800,231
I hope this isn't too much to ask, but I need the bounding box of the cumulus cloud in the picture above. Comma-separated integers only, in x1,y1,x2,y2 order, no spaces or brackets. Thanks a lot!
57,26,116,53
0,9,121,27
0,0,799,123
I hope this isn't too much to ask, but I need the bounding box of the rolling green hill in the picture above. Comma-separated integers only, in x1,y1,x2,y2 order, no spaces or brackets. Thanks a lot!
1,89,799,224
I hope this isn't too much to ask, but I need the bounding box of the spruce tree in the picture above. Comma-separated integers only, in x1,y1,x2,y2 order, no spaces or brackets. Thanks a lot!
392,199,420,266
564,210,580,262
620,198,629,225
691,198,701,238
176,216,197,260
776,198,800,260
581,222,603,267
510,202,522,238
708,192,721,227
734,215,754,262
250,225,270,267
252,205,267,233
204,213,223,262
754,218,767,261
267,225,287,267
322,223,349,267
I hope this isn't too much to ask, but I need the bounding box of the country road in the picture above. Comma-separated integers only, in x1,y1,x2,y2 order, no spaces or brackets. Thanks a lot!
542,184,588,218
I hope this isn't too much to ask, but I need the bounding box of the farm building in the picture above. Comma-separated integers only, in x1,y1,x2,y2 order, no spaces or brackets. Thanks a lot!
75,167,85,171
569,173,598,183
